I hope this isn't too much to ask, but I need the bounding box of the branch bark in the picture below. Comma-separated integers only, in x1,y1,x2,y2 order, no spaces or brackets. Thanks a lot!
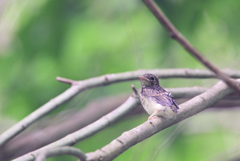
85,79,239,161
142,0,240,94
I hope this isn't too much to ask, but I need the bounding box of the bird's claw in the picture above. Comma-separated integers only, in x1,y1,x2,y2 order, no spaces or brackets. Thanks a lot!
148,116,157,120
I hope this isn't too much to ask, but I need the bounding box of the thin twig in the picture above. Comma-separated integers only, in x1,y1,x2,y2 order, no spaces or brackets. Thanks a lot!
142,0,240,94
1,69,240,147
56,77,77,85
85,79,240,161
14,95,140,161
131,84,138,96
35,147,86,161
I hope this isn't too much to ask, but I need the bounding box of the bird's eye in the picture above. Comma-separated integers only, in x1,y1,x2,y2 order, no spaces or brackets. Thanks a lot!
150,77,154,80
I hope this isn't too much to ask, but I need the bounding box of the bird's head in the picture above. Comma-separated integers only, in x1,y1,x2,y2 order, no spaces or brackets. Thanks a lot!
139,73,159,87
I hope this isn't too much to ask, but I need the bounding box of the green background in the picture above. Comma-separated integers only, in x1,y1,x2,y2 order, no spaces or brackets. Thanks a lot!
1,0,240,160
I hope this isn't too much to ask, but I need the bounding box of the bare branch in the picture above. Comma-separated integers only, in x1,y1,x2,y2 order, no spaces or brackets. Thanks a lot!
2,69,236,148
56,77,77,85
14,94,140,161
35,147,86,161
142,0,240,94
85,79,239,161
1,69,240,148
131,84,138,96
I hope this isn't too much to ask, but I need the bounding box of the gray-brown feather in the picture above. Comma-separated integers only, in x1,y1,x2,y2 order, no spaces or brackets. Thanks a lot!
140,86,179,113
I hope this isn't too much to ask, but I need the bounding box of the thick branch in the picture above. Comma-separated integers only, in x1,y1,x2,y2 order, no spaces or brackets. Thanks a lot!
1,69,240,147
85,79,239,161
142,0,240,94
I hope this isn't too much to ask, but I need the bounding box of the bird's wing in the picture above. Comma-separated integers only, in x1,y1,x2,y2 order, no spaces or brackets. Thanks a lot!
141,86,173,107
173,100,179,109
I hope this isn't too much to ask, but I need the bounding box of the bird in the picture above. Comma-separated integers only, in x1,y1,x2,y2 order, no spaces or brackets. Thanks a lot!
139,73,179,120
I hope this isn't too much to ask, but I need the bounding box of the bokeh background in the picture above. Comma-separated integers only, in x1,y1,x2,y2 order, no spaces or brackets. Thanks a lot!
1,0,240,160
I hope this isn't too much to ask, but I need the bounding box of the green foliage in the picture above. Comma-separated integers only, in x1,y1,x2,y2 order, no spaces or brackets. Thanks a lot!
1,0,240,160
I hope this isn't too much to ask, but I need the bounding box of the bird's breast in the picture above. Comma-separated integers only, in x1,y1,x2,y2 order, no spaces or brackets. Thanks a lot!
139,92,175,118
139,94,163,115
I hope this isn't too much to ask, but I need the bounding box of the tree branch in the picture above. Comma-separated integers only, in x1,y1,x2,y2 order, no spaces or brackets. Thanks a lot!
56,77,77,85
2,69,238,148
142,0,240,94
35,147,86,161
131,84,138,96
13,94,140,161
85,79,239,161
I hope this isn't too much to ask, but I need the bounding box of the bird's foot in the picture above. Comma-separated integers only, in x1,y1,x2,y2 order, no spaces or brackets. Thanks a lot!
148,115,158,120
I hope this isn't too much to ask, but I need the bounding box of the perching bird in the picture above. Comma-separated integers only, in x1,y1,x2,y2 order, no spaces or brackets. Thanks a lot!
139,73,179,120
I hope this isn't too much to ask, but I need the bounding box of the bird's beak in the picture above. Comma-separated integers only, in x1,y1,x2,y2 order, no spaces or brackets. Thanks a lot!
139,75,149,81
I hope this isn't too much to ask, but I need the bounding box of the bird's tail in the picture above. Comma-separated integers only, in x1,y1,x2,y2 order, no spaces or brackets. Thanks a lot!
171,100,179,112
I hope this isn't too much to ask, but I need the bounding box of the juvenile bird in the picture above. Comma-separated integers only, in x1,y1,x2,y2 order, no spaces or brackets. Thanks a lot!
139,73,179,120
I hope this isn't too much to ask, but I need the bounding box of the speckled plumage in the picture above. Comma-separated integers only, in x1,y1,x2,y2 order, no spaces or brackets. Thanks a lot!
139,73,179,120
